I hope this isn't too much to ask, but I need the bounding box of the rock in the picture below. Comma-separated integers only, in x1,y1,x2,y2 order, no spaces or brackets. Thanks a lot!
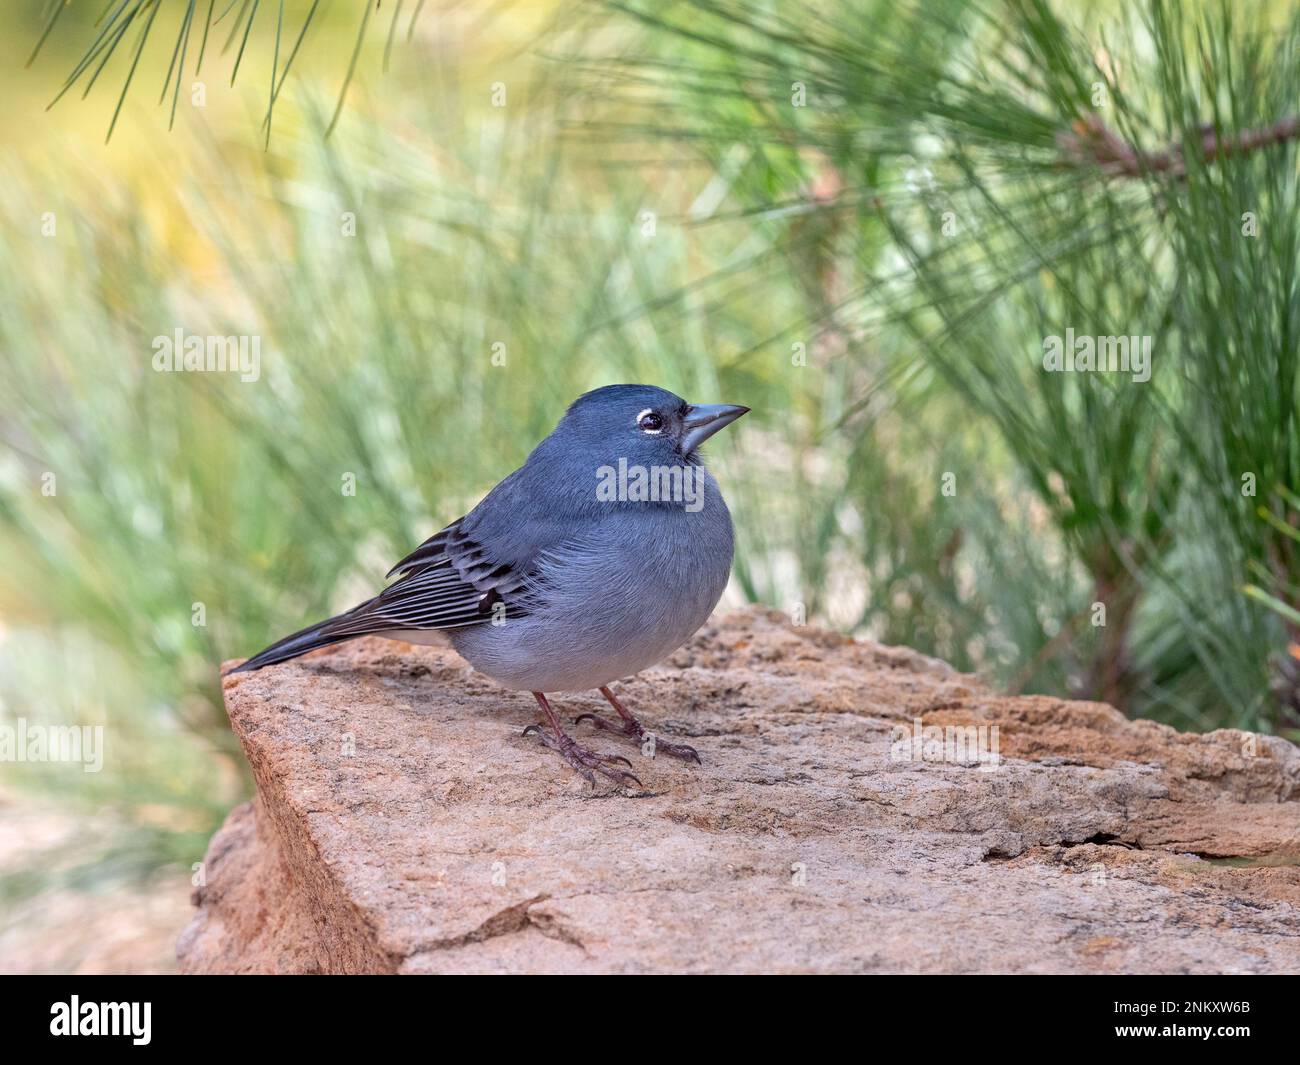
179,608,1300,974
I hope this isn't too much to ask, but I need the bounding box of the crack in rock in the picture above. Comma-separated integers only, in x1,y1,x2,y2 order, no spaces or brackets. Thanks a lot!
409,894,585,955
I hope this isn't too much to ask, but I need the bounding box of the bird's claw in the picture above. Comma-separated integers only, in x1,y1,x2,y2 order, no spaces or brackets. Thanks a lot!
656,739,702,765
574,712,702,764
523,723,643,789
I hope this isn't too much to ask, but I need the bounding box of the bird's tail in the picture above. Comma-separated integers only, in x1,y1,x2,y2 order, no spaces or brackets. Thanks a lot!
226,618,353,674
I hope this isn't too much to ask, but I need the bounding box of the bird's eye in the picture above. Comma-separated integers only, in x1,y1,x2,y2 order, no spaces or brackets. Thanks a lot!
638,411,664,433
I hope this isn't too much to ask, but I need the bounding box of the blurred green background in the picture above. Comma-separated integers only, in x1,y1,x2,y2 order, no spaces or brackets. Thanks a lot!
2,0,1298,971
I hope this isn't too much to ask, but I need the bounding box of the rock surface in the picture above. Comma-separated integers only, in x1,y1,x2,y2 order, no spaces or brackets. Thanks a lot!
179,608,1300,974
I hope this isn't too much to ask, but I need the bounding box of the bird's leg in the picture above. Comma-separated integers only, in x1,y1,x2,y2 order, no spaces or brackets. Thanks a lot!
522,691,643,789
574,686,702,764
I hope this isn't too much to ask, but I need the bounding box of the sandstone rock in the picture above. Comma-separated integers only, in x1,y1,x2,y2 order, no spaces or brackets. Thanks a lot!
179,608,1300,974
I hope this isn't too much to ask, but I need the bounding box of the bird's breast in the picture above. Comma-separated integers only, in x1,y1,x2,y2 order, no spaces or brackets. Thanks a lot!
450,487,734,691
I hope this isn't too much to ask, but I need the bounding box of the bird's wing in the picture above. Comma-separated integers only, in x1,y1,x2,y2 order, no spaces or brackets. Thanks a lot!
330,459,588,638
386,518,466,578
320,519,533,638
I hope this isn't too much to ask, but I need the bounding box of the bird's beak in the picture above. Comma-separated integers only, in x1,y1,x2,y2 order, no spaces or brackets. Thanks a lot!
681,403,750,454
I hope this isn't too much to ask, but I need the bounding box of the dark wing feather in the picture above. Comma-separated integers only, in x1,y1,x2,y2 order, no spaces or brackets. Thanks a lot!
386,518,465,578
322,520,532,638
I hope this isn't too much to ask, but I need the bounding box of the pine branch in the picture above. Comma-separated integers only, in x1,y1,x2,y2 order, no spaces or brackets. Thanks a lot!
1058,112,1300,178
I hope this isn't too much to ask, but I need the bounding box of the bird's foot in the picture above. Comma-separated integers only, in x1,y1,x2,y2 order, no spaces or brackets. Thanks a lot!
522,724,644,789
574,712,702,764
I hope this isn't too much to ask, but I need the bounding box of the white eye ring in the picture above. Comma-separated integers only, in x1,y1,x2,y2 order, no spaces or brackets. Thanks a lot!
636,407,663,434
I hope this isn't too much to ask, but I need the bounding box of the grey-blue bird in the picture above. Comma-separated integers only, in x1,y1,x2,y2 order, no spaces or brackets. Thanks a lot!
231,384,748,786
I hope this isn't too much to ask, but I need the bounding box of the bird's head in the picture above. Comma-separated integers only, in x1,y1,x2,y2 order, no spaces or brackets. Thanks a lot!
555,384,749,466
